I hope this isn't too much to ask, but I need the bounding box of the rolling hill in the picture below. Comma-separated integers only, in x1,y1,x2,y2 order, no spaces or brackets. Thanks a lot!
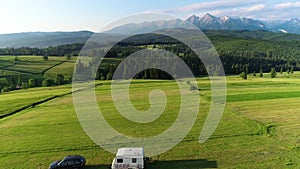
0,31,93,48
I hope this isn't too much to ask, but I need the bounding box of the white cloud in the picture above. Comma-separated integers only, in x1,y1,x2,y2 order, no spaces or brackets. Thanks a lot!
157,0,300,21
163,0,262,13
274,2,300,9
244,4,266,12
197,4,266,18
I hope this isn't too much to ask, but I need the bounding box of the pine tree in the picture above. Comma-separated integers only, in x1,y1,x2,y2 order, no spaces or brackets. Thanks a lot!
239,71,247,79
270,68,276,78
259,67,263,77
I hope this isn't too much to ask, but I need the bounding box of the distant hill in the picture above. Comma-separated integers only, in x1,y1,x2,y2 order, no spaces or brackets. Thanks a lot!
202,30,300,41
274,18,300,34
105,19,196,35
0,31,93,48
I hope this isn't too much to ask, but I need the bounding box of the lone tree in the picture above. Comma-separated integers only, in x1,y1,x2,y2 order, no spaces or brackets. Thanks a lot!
270,68,277,78
65,53,72,60
259,67,263,77
239,65,248,80
239,71,247,79
43,54,49,61
14,56,20,61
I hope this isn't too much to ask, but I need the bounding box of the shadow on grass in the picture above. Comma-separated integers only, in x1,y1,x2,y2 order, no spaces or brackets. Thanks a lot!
85,164,110,169
85,159,217,169
147,159,217,169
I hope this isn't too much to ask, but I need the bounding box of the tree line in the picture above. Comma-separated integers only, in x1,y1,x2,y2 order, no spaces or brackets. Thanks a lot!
0,74,67,93
0,43,83,56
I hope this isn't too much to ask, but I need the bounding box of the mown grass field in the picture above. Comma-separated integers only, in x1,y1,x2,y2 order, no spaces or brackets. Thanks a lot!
0,72,299,168
0,56,69,76
0,56,121,79
0,85,72,117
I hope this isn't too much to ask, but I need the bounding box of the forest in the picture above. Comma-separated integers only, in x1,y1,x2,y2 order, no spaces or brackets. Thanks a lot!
0,43,83,56
1,30,300,87
77,30,300,80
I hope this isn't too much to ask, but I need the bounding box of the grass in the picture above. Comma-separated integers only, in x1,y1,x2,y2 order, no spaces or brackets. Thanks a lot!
0,56,62,74
44,61,76,79
0,56,123,79
0,85,72,116
0,73,300,168
0,56,67,79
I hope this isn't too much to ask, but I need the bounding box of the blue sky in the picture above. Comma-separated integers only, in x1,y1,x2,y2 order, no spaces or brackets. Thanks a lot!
0,0,299,34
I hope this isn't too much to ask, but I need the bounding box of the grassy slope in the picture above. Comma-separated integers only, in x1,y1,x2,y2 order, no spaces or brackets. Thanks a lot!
0,85,72,116
43,61,76,79
0,56,68,77
0,75,299,168
225,75,300,167
0,56,122,78
0,56,63,74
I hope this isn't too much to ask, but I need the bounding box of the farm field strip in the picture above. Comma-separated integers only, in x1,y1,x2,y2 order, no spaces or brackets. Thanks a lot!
44,61,76,79
0,56,73,76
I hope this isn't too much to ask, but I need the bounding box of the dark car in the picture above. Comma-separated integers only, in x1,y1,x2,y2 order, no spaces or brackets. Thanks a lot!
49,155,86,169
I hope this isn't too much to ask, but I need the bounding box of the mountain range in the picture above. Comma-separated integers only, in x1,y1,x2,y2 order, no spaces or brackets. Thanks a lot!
187,13,266,31
188,13,300,34
0,13,300,48
107,13,300,34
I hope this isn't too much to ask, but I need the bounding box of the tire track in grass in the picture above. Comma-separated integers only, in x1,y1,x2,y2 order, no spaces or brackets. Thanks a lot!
41,61,66,75
0,83,103,119
0,145,99,157
2,60,65,75
0,92,72,119
200,89,277,140
226,91,300,102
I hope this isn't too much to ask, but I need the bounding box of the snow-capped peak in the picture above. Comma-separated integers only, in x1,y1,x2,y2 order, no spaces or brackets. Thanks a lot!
186,15,200,23
220,16,230,22
200,13,220,24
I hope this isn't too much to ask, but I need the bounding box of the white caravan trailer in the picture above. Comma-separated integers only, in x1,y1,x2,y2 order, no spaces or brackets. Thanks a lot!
111,148,144,169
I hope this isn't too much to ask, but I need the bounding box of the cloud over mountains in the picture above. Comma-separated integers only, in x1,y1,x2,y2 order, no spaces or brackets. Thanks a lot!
158,0,300,21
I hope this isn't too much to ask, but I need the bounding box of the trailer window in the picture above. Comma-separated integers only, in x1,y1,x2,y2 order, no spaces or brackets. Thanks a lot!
132,158,137,163
117,158,123,163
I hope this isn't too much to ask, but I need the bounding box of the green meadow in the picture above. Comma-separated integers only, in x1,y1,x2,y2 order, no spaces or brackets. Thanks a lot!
0,56,68,75
0,71,299,168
